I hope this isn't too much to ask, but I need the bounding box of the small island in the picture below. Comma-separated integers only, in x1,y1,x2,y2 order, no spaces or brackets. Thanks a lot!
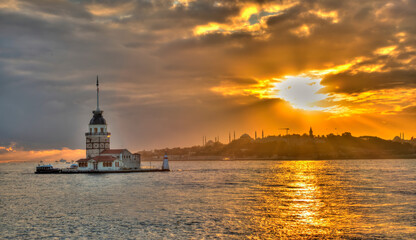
35,78,170,174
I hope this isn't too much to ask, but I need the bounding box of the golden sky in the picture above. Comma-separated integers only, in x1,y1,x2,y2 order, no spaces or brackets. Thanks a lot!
0,0,416,161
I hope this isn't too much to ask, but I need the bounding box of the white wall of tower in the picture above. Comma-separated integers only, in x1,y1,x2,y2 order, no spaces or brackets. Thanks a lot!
86,134,110,158
86,123,110,158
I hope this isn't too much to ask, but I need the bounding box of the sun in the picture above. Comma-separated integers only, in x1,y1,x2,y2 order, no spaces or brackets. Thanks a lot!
273,76,328,111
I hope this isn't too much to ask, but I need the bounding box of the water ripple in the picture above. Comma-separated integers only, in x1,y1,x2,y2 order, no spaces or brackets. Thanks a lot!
1,160,416,239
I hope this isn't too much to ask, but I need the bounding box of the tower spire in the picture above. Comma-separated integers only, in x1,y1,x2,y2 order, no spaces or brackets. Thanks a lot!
96,75,100,111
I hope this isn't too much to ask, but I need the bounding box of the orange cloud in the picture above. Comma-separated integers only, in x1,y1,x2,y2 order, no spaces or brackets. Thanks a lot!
86,2,134,17
374,45,397,56
0,0,19,10
309,10,339,23
211,78,274,99
0,145,85,163
193,2,297,36
0,142,16,152
328,88,416,116
290,24,312,38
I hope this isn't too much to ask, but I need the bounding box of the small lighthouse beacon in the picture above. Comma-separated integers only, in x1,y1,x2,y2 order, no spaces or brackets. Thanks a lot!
85,76,111,158
162,153,169,171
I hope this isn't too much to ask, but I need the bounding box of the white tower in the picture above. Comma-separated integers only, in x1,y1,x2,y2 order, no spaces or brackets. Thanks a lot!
162,153,169,170
85,76,111,158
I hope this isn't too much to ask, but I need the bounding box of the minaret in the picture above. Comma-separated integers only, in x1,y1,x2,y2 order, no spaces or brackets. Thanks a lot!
309,127,314,138
85,76,111,158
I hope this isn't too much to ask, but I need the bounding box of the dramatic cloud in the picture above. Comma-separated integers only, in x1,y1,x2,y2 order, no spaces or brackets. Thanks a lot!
0,142,84,163
1,0,416,157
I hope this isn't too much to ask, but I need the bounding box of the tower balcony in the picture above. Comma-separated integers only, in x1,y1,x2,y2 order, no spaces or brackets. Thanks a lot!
85,132,111,136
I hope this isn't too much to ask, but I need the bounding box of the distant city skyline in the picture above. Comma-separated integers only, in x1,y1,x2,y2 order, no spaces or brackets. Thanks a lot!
1,0,416,162
201,128,411,145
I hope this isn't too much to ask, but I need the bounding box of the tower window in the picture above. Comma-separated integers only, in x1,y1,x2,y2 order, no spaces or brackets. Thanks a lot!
94,128,97,133
101,128,104,133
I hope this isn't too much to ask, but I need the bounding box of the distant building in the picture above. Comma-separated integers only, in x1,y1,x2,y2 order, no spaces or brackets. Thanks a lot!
393,136,402,142
309,127,314,138
342,132,352,137
205,140,215,146
77,77,141,171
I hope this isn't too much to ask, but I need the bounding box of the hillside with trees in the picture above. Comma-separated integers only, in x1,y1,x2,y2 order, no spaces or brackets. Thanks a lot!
138,133,416,160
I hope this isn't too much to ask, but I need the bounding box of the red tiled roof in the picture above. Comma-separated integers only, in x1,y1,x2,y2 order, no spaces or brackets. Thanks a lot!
101,149,126,154
76,156,117,163
76,158,90,163
92,155,116,162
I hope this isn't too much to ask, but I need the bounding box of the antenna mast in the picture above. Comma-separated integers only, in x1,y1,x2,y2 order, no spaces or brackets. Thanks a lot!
96,75,100,111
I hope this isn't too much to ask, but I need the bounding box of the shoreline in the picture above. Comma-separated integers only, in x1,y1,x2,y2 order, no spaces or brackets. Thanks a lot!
2,157,416,165
142,157,416,162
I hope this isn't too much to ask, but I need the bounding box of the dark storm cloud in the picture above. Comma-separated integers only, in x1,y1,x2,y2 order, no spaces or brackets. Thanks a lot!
159,1,239,26
322,70,416,93
401,105,416,114
222,77,259,85
153,0,406,80
18,0,92,19
1,0,416,151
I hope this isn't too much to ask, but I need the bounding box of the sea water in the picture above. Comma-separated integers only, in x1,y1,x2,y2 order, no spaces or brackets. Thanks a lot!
1,160,416,239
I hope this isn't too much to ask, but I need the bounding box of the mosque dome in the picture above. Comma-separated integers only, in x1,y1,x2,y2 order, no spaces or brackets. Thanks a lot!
240,133,252,139
89,110,106,125
392,136,401,142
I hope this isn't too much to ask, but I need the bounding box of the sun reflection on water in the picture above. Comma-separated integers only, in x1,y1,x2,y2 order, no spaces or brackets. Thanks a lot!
248,161,358,239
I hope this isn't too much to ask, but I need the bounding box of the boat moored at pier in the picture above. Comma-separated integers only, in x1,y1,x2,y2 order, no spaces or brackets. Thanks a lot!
35,164,61,174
